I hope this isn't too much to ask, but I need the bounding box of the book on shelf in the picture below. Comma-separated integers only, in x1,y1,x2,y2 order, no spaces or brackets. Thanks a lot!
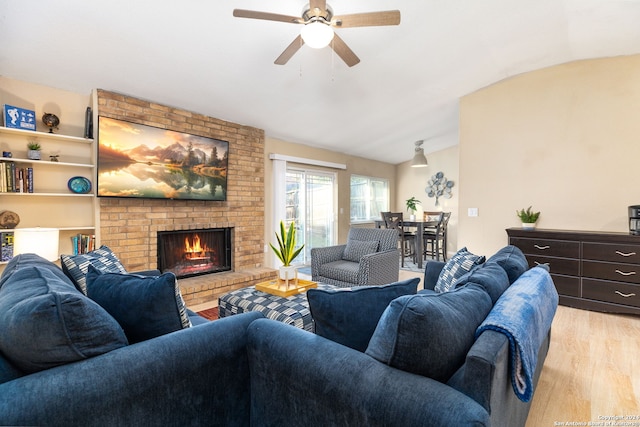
1,231,14,262
3,104,36,131
71,233,96,255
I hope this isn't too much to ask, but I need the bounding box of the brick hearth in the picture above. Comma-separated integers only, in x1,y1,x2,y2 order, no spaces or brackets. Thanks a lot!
96,90,276,305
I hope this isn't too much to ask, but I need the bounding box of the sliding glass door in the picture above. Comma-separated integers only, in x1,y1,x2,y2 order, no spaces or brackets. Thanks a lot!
285,168,336,265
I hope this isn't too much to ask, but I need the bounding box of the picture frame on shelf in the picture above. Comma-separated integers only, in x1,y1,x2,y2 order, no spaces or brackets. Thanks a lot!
3,104,36,131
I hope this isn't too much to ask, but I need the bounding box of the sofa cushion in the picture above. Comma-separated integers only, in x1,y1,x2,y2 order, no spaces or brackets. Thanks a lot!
486,245,529,284
308,277,420,352
434,247,485,293
318,259,360,283
365,284,492,383
453,261,511,304
342,240,379,262
0,255,128,373
86,266,191,343
60,245,127,294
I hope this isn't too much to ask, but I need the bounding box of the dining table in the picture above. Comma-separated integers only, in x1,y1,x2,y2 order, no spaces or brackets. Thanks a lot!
374,219,440,270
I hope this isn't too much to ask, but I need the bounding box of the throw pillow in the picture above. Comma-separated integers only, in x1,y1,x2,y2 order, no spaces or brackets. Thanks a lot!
486,245,529,284
86,266,192,343
365,284,492,383
434,247,486,293
0,257,128,373
453,261,511,304
342,240,379,262
60,245,128,295
307,277,420,352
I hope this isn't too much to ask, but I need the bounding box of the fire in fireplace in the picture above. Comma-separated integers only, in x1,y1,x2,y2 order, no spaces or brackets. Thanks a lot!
157,228,232,279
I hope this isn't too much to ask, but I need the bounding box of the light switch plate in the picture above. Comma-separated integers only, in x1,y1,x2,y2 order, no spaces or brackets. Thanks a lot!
468,208,479,217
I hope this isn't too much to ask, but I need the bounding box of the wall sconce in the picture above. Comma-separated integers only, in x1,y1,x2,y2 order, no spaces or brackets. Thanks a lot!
411,140,428,168
13,227,60,261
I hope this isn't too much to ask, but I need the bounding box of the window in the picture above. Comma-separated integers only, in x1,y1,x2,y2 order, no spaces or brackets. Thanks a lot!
350,175,389,222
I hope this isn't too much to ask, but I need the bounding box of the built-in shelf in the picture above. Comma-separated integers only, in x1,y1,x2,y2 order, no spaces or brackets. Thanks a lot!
2,157,93,168
0,126,93,144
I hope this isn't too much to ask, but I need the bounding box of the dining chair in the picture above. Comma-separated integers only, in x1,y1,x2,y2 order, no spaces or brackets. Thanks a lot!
423,211,451,261
381,211,416,267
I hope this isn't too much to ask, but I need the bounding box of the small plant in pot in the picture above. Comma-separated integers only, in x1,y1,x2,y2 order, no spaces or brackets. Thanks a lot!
516,206,540,230
270,220,304,286
27,141,42,160
406,196,421,221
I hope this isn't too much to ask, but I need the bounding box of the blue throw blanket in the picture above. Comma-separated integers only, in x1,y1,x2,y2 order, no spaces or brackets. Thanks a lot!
475,266,558,402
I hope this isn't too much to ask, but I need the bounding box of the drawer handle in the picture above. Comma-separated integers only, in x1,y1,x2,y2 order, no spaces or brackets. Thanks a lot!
534,245,550,250
534,261,550,267
615,269,637,276
615,291,637,298
615,250,637,257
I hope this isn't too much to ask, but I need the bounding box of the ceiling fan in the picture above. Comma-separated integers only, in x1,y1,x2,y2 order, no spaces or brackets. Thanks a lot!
233,1,400,67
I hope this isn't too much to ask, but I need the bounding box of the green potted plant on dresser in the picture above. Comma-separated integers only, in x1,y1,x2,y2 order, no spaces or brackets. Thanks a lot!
516,206,540,230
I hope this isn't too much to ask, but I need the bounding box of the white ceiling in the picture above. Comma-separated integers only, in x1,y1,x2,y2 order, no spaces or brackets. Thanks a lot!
1,0,640,164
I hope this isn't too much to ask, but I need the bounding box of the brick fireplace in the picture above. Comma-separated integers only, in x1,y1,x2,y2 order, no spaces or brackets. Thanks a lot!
96,90,275,305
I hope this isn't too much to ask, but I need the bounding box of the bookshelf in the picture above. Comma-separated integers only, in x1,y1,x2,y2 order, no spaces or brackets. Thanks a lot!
0,126,96,263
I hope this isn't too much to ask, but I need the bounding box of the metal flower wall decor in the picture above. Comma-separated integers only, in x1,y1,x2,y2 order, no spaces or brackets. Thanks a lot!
425,171,454,206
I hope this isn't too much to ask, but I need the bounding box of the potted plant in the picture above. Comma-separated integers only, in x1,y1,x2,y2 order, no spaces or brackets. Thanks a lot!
516,206,540,230
405,196,421,221
270,220,304,285
27,141,41,160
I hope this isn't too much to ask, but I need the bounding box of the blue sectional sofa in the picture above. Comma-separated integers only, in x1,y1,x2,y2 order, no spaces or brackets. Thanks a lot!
0,245,557,426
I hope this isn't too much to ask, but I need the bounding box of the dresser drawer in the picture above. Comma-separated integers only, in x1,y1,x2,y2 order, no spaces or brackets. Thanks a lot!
582,278,640,308
525,255,579,276
510,237,580,258
583,242,640,264
552,274,580,297
582,260,640,284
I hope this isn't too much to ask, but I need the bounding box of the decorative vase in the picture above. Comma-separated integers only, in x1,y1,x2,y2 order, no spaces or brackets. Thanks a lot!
278,265,298,288
522,222,536,230
409,214,416,221
27,150,41,160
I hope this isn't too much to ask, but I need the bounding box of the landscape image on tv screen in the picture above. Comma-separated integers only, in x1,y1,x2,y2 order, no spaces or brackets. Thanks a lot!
97,116,228,201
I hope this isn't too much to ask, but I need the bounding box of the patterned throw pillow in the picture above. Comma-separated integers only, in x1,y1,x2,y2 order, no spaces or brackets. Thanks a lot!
86,265,191,343
60,246,127,295
342,240,379,262
434,247,485,293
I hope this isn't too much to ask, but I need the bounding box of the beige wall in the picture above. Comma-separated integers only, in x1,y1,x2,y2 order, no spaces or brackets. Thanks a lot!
458,55,640,256
396,145,459,257
264,137,396,266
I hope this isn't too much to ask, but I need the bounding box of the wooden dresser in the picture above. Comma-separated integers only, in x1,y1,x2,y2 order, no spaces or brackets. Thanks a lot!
506,228,640,315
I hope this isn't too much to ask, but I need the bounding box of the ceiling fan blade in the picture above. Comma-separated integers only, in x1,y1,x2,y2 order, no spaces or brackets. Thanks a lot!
331,10,401,28
233,9,303,24
330,33,360,67
274,35,305,65
309,0,327,14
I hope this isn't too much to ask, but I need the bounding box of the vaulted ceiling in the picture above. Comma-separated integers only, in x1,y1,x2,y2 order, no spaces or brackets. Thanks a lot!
1,1,640,164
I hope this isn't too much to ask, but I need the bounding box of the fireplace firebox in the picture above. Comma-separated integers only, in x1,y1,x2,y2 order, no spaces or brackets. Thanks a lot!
157,228,232,279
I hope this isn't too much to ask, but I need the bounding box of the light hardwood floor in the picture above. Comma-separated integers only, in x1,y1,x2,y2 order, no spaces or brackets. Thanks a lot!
526,305,640,426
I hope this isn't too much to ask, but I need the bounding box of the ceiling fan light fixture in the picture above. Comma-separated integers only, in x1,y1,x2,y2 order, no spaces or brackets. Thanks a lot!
411,140,428,168
300,21,334,48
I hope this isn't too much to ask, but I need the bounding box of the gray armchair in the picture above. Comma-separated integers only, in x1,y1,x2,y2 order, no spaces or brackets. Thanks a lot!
311,228,400,288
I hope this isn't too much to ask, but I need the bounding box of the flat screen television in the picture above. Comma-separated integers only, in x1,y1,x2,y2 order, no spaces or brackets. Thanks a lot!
97,116,228,201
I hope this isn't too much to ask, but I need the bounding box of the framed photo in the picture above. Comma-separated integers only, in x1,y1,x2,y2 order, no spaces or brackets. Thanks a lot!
3,104,36,131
